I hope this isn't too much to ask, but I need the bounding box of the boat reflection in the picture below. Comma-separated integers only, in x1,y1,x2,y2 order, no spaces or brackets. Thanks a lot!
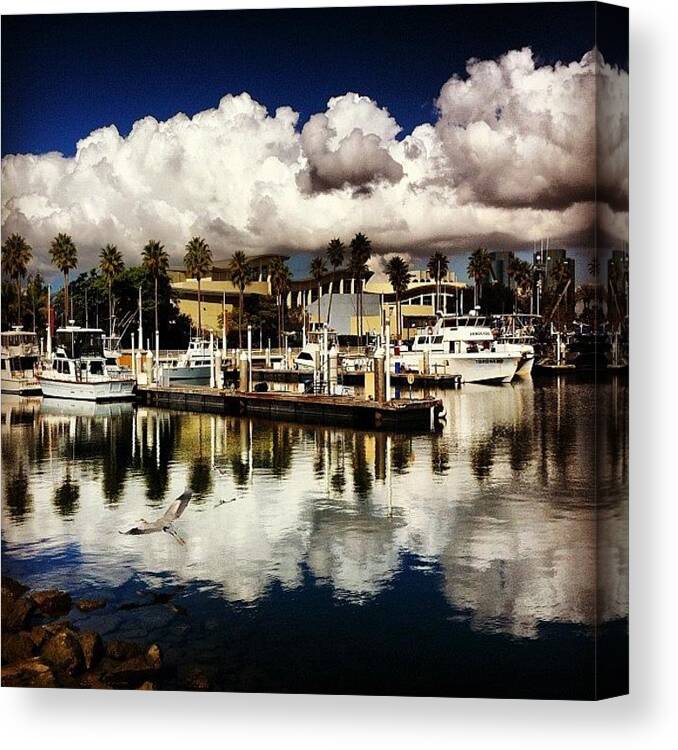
1,377,628,640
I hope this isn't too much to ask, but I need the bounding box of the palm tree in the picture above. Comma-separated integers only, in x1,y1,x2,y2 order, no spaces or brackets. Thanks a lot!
507,256,524,312
427,251,449,314
141,240,169,343
49,233,78,324
384,255,412,339
269,256,291,349
467,247,492,309
25,272,47,332
511,260,533,313
325,238,345,325
99,244,125,336
229,250,251,348
349,233,372,342
1,233,32,327
310,255,326,327
183,236,212,335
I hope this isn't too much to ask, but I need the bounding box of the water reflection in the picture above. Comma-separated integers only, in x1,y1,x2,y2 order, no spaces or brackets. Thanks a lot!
1,378,628,642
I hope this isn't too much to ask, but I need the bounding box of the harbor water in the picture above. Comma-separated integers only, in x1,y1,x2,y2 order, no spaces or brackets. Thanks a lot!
1,375,628,698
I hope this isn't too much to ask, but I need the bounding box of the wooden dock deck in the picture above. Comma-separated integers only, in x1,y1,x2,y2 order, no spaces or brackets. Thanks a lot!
137,384,443,430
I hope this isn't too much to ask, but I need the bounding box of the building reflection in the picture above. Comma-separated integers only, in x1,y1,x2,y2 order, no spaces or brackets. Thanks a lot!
1,378,628,638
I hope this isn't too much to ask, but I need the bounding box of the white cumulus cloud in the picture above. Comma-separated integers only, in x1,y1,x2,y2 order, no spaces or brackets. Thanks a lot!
1,48,628,277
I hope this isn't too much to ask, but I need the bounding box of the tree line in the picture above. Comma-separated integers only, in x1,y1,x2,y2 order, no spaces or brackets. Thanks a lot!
2,231,617,346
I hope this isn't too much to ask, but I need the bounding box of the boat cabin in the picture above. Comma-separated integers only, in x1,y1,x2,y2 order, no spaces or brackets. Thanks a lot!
54,327,105,360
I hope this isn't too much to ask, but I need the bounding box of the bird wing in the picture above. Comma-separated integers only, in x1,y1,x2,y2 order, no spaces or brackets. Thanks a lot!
120,524,159,535
161,489,193,523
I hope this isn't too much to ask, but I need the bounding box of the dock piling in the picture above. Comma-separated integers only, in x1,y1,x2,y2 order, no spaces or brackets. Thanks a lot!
239,350,250,392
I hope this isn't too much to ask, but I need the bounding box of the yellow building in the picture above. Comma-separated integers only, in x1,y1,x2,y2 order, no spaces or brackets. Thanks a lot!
170,254,467,341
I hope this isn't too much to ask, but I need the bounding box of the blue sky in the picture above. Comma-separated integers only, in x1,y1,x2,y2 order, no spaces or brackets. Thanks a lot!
2,4,628,157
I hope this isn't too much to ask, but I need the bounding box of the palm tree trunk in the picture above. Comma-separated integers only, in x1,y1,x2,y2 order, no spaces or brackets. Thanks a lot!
63,272,69,325
16,277,22,327
317,283,321,326
108,279,113,337
154,276,159,341
238,290,243,349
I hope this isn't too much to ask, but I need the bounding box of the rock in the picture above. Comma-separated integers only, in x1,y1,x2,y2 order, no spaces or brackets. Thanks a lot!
31,589,72,616
76,598,107,612
41,629,85,676
182,666,210,691
105,640,143,661
146,644,162,670
80,671,110,690
138,680,155,690
1,576,28,600
29,625,50,649
2,632,36,664
3,596,35,631
101,645,162,689
1,657,57,688
78,631,104,671
103,655,161,688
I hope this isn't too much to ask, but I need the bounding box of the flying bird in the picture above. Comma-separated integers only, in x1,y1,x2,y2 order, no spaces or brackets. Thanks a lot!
120,489,193,544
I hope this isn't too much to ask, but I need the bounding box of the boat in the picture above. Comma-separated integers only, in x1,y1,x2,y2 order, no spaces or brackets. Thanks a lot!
1,327,42,396
38,325,135,401
492,314,540,378
565,329,611,371
294,342,320,371
159,337,216,384
393,313,521,384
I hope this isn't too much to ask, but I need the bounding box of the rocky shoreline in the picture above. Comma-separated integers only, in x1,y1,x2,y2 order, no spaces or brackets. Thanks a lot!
1,576,209,690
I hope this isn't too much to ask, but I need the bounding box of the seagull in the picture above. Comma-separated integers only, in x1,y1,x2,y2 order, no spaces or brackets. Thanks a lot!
120,489,193,544
214,497,236,508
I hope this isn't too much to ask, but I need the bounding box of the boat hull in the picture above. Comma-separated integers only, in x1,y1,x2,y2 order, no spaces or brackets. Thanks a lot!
396,352,520,384
0,374,42,396
165,365,212,385
514,354,535,378
38,376,135,401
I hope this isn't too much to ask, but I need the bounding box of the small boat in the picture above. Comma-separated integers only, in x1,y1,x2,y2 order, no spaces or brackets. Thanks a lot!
1,327,42,396
159,337,216,384
393,313,521,384
38,325,135,401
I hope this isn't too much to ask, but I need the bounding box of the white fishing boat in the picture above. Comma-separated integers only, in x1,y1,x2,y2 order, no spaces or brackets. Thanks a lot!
160,337,216,384
492,314,540,378
394,313,521,384
1,327,42,396
38,325,135,401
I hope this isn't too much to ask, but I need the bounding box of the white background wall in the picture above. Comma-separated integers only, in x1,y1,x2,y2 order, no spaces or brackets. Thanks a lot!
1,0,676,748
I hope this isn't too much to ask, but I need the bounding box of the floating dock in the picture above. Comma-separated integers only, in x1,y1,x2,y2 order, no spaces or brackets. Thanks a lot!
136,384,443,430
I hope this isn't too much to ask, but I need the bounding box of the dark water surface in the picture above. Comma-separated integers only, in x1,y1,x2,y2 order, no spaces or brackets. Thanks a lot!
1,376,628,698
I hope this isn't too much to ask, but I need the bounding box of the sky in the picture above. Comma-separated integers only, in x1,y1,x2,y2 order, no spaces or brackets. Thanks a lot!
1,3,628,283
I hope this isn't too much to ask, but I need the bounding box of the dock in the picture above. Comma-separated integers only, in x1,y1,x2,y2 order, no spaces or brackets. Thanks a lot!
136,384,444,430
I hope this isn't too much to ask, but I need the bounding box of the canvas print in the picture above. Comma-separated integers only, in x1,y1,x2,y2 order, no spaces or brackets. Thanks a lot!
1,3,628,699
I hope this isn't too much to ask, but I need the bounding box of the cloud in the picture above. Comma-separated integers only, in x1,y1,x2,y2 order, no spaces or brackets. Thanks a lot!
1,49,628,277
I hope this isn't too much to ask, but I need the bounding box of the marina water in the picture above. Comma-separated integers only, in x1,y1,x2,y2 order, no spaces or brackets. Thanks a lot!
1,375,628,698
